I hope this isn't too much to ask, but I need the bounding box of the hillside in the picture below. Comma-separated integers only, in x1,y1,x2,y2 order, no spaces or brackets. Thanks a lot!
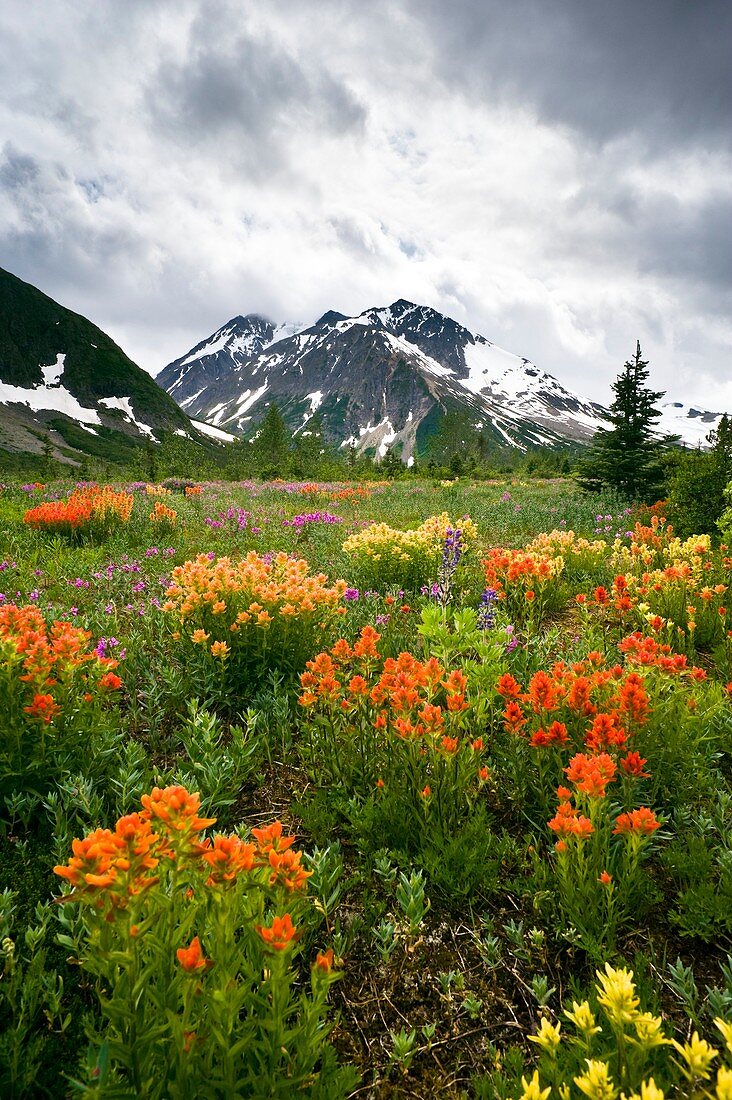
0,267,199,466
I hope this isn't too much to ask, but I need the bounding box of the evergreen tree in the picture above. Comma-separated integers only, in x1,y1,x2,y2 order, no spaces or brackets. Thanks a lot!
578,342,672,502
667,413,732,535
380,447,403,478
292,411,326,476
425,409,481,466
252,403,292,478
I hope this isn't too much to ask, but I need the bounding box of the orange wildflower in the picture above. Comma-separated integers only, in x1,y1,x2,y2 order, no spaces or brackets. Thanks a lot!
255,913,298,951
314,948,335,972
331,638,353,662
565,752,616,797
548,800,594,839
613,807,661,835
504,700,527,735
528,670,560,713
177,936,210,972
446,692,468,712
251,821,295,855
24,692,60,723
268,847,312,892
619,751,650,778
585,711,626,751
496,672,522,699
352,626,381,659
201,835,256,885
140,786,216,834
566,676,597,717
54,828,120,890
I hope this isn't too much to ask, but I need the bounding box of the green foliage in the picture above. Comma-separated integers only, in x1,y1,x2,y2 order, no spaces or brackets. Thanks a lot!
664,790,732,941
0,893,75,1098
577,341,670,503
251,403,293,478
718,477,732,545
667,414,732,537
161,701,265,826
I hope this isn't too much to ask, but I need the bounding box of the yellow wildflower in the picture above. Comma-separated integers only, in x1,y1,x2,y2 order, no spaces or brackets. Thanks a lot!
620,1080,664,1100
565,1000,602,1038
595,963,639,1026
715,1018,732,1056
528,1017,561,1053
715,1065,732,1100
574,1059,618,1100
518,1069,551,1100
632,1013,669,1049
672,1031,717,1080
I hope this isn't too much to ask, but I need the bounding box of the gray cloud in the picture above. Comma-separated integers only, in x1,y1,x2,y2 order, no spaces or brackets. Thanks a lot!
398,0,732,151
146,20,366,175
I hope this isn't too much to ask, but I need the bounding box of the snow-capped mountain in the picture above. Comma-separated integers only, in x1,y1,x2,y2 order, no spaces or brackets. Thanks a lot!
158,300,610,461
655,402,727,447
0,265,219,466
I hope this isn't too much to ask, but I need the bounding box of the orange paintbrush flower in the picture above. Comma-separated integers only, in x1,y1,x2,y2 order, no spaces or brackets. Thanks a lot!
255,913,298,951
176,936,210,972
613,807,661,835
140,786,216,833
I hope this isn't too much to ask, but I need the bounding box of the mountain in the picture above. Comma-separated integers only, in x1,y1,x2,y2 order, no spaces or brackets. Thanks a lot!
655,401,727,447
158,300,610,462
0,266,217,466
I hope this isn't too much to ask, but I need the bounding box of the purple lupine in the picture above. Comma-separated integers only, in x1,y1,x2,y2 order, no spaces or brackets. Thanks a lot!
477,588,498,631
436,528,462,607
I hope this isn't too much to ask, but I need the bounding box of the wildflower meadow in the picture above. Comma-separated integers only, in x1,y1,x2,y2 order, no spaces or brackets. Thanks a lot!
1,476,731,1098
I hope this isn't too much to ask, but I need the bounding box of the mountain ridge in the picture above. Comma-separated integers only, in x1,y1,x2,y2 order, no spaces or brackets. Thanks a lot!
157,300,610,462
159,300,728,459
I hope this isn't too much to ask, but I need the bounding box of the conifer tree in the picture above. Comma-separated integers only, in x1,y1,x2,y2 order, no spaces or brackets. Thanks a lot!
252,403,292,477
667,413,732,535
292,411,326,476
578,342,672,501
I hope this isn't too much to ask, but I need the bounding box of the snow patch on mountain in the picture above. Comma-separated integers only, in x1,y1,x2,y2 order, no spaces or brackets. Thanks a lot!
180,388,205,409
656,402,725,446
235,383,269,416
0,374,101,425
191,419,236,442
179,328,236,366
41,353,66,387
98,396,155,438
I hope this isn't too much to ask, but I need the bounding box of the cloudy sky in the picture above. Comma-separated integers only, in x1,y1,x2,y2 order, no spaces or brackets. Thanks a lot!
1,0,730,407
